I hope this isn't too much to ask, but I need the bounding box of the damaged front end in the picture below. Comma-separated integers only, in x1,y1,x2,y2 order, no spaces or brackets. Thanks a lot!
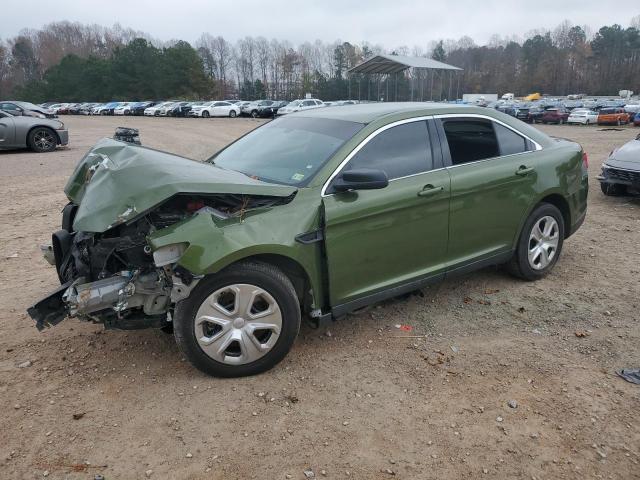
28,138,297,331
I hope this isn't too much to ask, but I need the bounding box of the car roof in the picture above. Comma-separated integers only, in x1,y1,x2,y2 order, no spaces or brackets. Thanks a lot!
293,102,478,124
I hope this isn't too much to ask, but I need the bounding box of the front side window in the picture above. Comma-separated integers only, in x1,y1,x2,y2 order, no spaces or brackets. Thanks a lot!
211,116,364,186
343,121,433,180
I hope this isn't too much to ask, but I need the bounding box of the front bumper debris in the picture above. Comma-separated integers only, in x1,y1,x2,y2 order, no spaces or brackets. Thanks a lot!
27,281,72,330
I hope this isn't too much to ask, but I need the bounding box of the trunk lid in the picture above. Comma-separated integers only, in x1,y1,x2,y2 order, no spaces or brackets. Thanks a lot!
65,138,297,233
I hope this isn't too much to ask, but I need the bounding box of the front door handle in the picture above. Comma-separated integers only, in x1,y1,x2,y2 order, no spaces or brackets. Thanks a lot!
515,166,535,176
417,184,444,197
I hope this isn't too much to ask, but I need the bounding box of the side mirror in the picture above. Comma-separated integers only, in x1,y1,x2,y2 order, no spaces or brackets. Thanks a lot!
332,168,389,193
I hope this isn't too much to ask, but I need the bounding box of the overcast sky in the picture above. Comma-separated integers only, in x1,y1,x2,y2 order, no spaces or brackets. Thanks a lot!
2,0,637,48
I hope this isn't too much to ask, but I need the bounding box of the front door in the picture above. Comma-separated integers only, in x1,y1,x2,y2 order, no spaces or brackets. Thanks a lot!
435,116,539,269
323,119,451,306
0,112,15,146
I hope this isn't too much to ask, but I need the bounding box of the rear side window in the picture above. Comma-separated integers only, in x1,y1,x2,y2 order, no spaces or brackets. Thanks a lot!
494,123,529,155
345,121,433,179
442,119,499,165
442,118,532,164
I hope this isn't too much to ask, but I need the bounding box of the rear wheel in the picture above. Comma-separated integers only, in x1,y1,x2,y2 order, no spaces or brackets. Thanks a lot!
229,110,237,118
600,182,627,196
174,262,301,377
251,110,258,118
508,203,564,281
27,127,57,153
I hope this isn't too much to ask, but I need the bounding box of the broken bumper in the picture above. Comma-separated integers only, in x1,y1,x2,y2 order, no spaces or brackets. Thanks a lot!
27,281,72,330
597,166,640,188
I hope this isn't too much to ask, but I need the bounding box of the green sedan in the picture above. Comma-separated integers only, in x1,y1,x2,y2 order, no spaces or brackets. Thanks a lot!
28,103,588,377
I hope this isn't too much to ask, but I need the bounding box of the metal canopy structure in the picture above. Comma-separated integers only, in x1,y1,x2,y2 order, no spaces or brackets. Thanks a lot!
348,54,462,75
346,54,463,103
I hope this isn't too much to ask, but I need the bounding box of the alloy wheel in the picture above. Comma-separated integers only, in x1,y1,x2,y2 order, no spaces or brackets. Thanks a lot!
194,284,282,365
528,216,559,270
33,129,55,151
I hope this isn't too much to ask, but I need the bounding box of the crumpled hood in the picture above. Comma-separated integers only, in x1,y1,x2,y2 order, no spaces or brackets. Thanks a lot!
606,138,640,172
65,138,297,233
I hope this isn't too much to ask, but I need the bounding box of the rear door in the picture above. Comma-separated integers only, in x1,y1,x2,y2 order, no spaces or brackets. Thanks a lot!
435,115,539,271
323,119,451,306
0,111,16,146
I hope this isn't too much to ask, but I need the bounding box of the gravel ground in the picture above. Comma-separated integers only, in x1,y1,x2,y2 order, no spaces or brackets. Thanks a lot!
0,116,638,480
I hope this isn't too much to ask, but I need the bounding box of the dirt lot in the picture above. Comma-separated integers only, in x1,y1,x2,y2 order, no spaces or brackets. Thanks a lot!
0,116,638,480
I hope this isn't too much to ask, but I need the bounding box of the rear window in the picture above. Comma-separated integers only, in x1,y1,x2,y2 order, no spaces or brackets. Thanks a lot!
600,108,615,114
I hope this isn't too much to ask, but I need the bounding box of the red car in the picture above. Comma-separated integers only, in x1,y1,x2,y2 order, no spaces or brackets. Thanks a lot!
541,108,570,124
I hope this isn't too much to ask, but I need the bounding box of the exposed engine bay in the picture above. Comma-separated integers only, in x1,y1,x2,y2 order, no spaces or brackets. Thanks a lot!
28,192,294,331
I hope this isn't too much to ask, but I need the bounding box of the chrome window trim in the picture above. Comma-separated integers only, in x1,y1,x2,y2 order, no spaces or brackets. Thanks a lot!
321,113,543,197
321,116,434,197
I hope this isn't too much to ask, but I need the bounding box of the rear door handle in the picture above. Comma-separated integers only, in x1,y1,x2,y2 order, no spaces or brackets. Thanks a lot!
417,184,444,197
515,166,535,176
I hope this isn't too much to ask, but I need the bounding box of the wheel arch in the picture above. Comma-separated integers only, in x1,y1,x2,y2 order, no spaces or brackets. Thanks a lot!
27,125,61,145
512,192,572,249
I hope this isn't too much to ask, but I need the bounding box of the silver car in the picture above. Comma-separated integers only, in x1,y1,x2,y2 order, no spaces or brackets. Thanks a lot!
0,110,69,152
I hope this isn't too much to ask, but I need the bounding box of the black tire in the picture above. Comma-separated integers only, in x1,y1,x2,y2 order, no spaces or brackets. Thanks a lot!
507,203,565,281
600,182,626,196
27,127,57,153
174,261,301,377
202,110,210,118
250,110,258,118
230,110,237,118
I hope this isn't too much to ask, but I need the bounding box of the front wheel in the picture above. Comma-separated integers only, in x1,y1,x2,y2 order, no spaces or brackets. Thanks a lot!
507,203,564,281
174,262,301,377
28,127,57,153
229,110,237,118
202,110,210,118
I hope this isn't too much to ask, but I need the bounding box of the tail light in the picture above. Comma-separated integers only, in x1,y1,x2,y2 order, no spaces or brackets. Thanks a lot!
582,152,589,169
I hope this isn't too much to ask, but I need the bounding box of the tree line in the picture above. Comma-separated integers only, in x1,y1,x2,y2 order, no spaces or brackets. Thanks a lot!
1,18,639,103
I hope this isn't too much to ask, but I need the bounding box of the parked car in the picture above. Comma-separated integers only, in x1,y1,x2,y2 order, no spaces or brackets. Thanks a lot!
242,100,286,118
634,112,640,126
165,102,191,117
0,101,56,118
597,133,640,195
0,109,68,152
144,102,172,116
94,102,121,115
28,103,588,377
114,102,137,116
129,101,158,116
597,108,630,126
567,109,599,125
158,102,178,116
189,101,240,118
277,98,324,114
541,108,570,124
241,100,275,117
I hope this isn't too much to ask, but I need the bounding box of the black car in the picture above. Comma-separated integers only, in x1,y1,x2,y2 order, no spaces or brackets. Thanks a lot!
252,100,288,118
515,107,531,122
167,102,192,117
131,101,158,116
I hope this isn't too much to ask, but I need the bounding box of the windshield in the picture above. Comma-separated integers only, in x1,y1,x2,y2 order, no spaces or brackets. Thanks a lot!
210,116,364,186
288,100,302,107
